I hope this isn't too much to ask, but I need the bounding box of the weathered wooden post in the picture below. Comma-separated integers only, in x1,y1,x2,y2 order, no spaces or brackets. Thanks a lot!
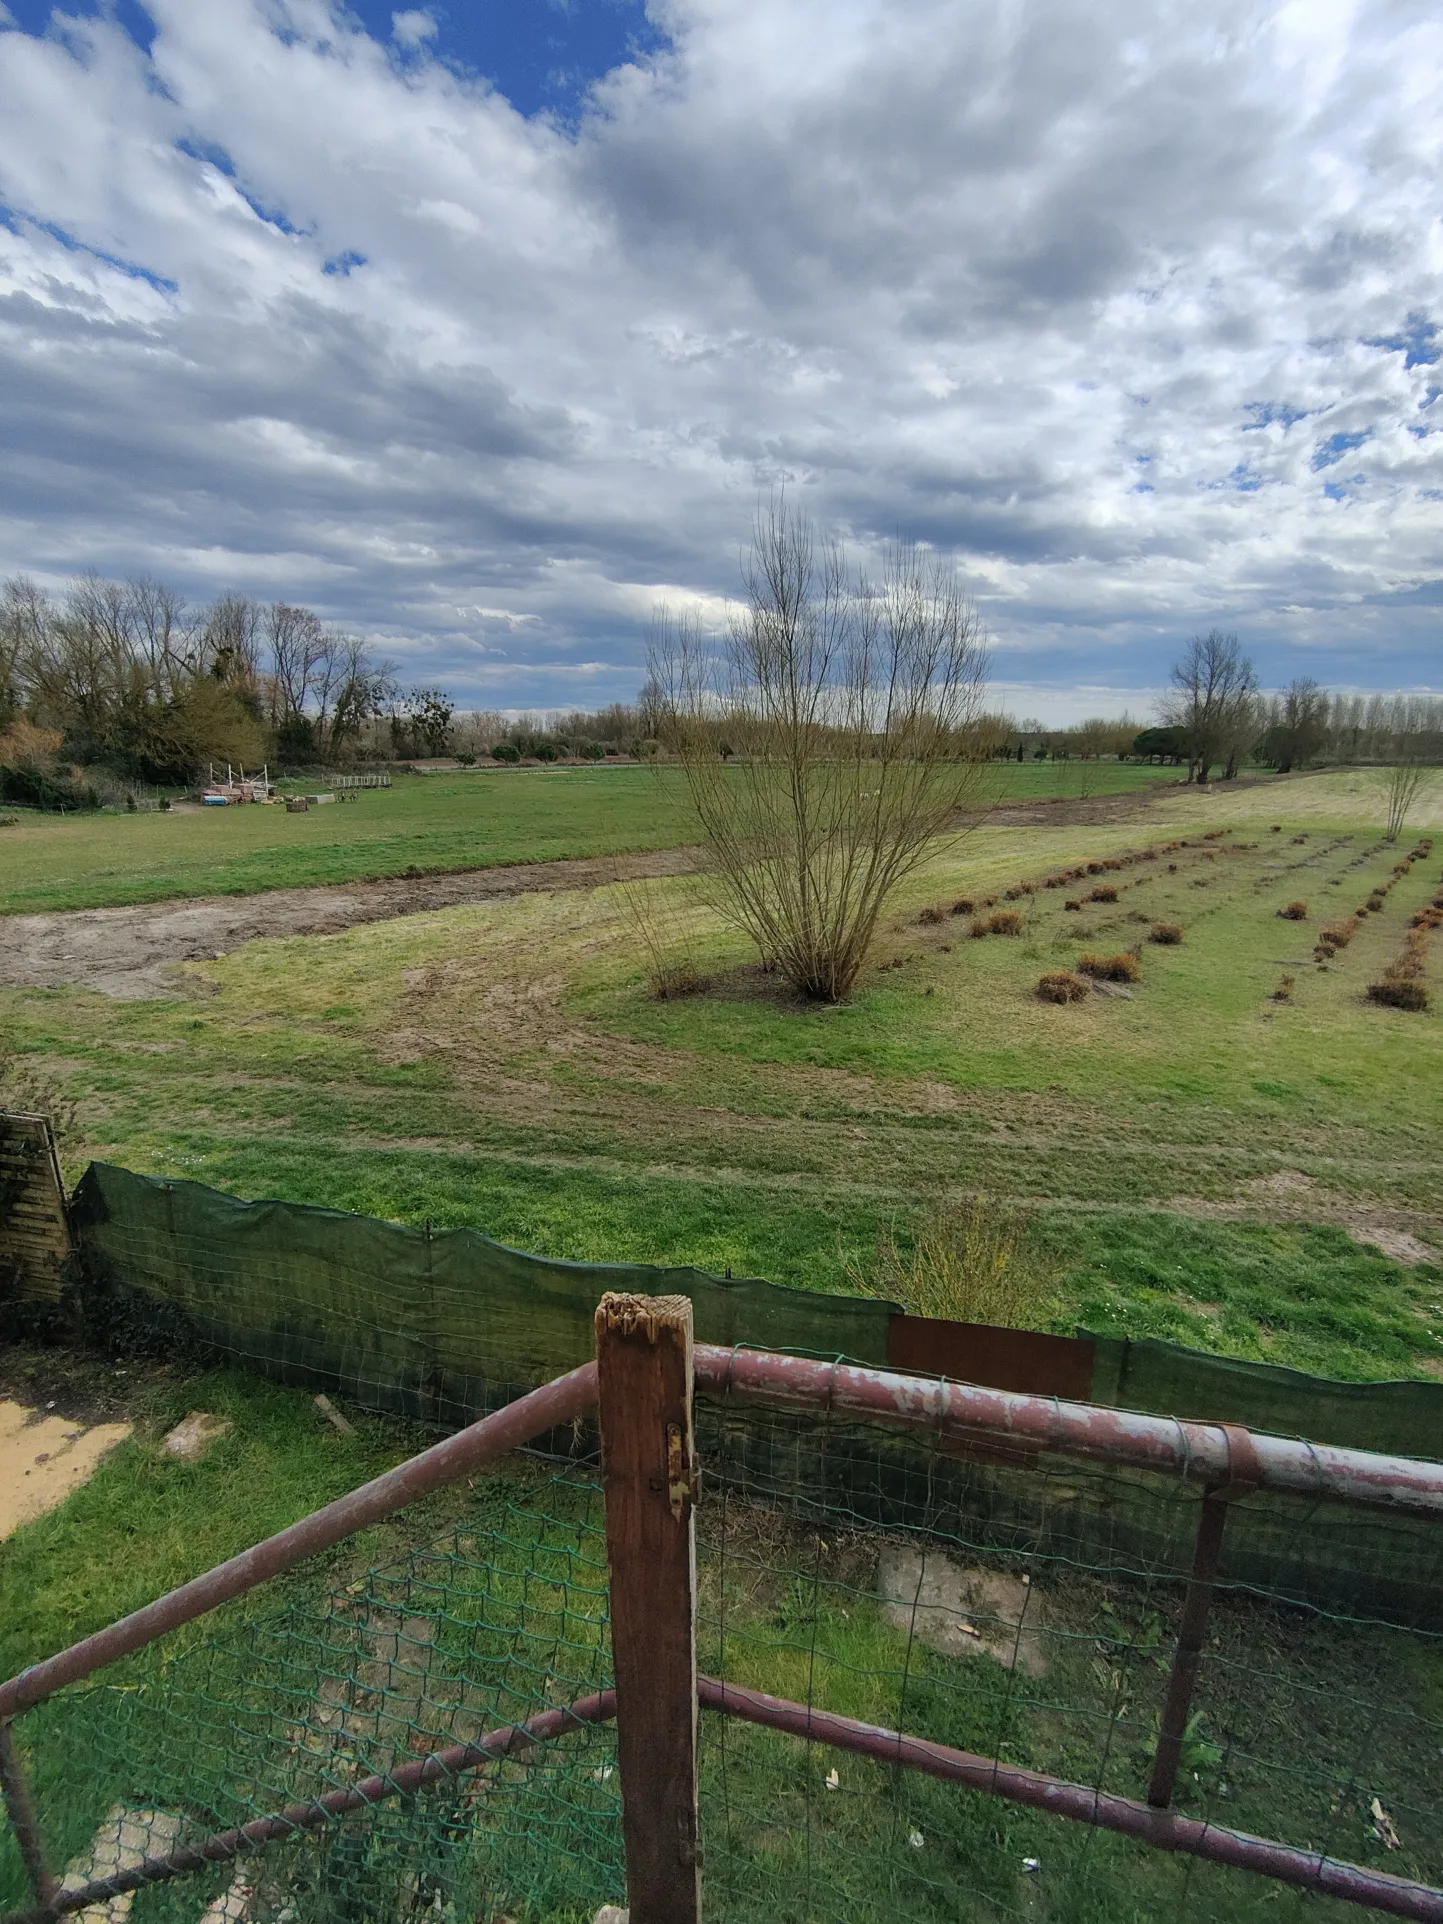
595,1292,701,1924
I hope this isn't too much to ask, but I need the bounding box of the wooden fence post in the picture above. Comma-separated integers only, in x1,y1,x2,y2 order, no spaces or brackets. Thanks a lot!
595,1292,701,1924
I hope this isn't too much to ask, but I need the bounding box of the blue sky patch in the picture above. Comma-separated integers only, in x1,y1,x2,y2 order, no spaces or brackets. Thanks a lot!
1366,311,1440,369
1311,429,1369,471
1243,400,1307,432
322,250,368,276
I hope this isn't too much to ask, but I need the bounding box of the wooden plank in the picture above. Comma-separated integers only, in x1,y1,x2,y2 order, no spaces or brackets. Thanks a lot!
595,1292,701,1924
0,1113,72,1304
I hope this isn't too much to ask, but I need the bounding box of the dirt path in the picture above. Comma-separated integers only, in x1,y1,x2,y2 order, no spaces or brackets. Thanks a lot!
0,848,702,999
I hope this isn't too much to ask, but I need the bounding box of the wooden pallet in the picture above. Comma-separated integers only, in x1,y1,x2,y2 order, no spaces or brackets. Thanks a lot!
0,1113,72,1305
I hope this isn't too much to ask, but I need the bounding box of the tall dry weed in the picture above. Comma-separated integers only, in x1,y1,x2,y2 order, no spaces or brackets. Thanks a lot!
847,1194,1055,1328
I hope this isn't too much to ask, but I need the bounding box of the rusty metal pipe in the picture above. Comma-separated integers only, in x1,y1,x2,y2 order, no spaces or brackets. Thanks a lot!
698,1677,1443,1921
2,1690,617,1924
0,1362,599,1722
693,1346,1443,1519
0,1723,56,1909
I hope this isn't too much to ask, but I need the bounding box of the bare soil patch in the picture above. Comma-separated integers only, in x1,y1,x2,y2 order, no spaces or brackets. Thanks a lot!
0,848,701,999
0,1399,132,1540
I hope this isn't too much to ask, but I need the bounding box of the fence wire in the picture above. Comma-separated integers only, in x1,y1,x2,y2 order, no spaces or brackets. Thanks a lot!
2,1396,1441,1924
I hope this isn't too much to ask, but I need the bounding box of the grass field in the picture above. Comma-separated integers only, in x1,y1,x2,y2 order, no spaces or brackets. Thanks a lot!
3,761,1442,1922
0,759,1179,916
4,764,1440,1382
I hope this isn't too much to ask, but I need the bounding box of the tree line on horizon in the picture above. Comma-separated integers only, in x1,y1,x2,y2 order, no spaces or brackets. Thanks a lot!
1,572,1438,809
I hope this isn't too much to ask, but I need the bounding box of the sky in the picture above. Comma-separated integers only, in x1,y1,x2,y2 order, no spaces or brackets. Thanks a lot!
0,1,1440,722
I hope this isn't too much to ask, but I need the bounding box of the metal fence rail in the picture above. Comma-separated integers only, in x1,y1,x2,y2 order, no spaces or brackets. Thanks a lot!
1,1308,1440,1923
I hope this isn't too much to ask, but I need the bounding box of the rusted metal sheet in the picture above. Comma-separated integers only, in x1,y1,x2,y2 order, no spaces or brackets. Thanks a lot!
2,1690,617,1924
0,1115,71,1307
0,1359,599,1721
887,1315,1095,1400
697,1677,1443,1921
693,1345,1443,1520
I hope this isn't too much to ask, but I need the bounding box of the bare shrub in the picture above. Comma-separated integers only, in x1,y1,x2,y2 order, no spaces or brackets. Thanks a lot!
1380,761,1429,844
617,874,705,1000
1278,901,1308,921
848,1194,1054,1327
654,501,991,1002
1148,922,1184,944
1078,951,1141,983
971,908,1024,937
1036,970,1089,1004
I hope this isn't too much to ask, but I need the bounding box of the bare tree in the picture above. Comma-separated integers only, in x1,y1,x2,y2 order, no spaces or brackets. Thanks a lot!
264,603,325,726
1163,630,1257,783
653,502,992,1002
1381,759,1428,843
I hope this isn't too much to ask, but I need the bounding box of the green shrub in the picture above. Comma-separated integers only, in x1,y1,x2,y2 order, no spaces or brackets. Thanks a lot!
490,742,520,763
0,764,100,811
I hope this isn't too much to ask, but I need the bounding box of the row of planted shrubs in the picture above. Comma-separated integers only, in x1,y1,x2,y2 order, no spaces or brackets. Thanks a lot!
1367,854,1441,1012
917,830,1238,933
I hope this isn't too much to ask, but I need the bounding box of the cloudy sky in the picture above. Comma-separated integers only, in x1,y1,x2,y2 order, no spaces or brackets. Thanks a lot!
1,0,1440,719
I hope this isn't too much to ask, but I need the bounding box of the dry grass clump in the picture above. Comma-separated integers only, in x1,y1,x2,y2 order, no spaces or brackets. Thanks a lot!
950,896,975,916
1291,834,1308,845
971,908,1024,937
1270,824,1282,833
917,904,948,926
1409,907,1443,931
1366,891,1387,912
1036,970,1090,1004
1148,922,1184,945
1064,898,1083,912
1088,884,1119,903
849,1194,1054,1327
1367,925,1433,1012
1314,916,1360,959
1271,973,1295,1002
1368,978,1430,1012
1078,951,1141,983
1278,901,1308,921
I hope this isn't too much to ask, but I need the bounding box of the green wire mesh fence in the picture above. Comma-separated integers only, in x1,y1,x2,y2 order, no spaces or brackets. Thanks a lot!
2,1331,1442,1924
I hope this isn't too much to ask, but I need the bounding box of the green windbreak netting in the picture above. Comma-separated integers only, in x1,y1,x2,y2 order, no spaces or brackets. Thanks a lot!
1088,1336,1443,1458
67,1163,894,1425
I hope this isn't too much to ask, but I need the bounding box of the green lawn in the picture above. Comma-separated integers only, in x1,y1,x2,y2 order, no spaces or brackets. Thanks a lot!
6,767,1440,1382
0,758,1182,916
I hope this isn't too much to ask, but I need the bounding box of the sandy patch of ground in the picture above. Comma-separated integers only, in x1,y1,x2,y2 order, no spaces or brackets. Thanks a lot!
0,1399,131,1539
877,1546,1048,1676
61,1806,184,1924
1349,1225,1439,1266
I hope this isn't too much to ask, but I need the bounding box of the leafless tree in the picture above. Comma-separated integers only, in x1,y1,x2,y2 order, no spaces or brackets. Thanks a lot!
1162,630,1258,783
1381,759,1429,843
264,603,326,725
201,592,263,693
652,501,992,1002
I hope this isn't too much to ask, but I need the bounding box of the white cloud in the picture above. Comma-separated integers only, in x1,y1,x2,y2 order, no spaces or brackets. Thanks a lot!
0,0,1440,707
391,10,437,50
